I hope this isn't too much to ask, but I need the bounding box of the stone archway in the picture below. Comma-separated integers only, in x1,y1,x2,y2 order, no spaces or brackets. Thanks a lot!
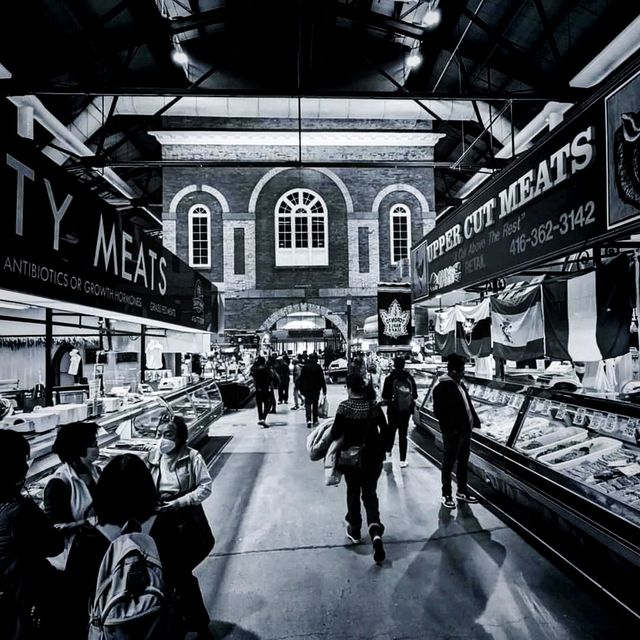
258,302,348,343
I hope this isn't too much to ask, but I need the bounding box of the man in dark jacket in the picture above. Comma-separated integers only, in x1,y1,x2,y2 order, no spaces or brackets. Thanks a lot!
0,430,64,639
298,352,327,428
276,355,291,405
432,355,480,509
251,356,277,427
381,356,418,467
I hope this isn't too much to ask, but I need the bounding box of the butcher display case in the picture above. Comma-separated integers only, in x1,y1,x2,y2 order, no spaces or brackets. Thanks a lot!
24,380,224,485
413,376,640,617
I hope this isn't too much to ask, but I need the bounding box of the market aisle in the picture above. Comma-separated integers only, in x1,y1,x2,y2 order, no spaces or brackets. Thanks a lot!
196,384,634,639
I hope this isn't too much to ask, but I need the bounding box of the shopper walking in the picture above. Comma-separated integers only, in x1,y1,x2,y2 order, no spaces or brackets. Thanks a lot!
44,421,102,571
330,374,392,563
251,355,275,427
276,355,291,405
267,353,280,414
291,357,302,409
148,416,215,640
381,356,418,467
432,355,480,509
0,430,64,640
299,352,327,428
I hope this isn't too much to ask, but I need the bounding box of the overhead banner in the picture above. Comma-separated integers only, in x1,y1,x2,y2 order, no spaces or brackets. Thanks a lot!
411,240,428,300
543,256,632,361
421,102,607,297
0,134,216,331
377,282,412,352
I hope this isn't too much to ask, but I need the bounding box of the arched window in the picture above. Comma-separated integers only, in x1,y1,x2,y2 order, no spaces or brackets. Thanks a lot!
275,189,328,266
390,203,411,264
188,204,211,268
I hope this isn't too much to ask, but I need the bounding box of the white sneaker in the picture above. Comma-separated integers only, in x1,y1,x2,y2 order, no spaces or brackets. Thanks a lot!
399,461,408,468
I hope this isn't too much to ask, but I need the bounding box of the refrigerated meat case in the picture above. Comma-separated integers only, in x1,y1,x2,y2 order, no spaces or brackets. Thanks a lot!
25,380,224,489
414,374,640,617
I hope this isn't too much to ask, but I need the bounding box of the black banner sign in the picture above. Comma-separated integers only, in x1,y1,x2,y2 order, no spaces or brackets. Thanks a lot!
377,282,412,351
0,135,216,331
415,102,608,299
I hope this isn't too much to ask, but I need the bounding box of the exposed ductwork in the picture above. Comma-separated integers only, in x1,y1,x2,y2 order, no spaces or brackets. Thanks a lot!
8,95,141,202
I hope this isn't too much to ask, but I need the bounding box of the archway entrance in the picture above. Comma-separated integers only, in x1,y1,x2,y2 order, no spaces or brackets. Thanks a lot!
258,303,347,359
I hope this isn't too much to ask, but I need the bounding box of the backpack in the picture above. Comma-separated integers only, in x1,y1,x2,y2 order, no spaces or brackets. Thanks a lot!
392,376,414,412
88,531,166,640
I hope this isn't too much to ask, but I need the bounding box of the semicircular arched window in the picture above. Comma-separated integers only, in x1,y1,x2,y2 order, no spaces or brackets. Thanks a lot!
188,204,211,268
390,203,411,264
275,188,328,266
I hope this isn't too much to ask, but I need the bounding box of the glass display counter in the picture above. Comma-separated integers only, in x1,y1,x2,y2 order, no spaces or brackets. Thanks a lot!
511,389,640,528
24,380,224,485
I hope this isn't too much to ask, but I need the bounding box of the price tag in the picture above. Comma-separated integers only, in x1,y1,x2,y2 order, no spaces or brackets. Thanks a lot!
602,414,617,433
513,395,524,408
555,404,567,420
539,399,550,415
590,412,603,430
621,420,636,440
573,407,587,426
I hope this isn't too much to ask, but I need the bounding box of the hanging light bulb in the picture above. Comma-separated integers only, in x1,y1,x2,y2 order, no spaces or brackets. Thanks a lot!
406,48,423,69
421,0,442,29
171,45,189,65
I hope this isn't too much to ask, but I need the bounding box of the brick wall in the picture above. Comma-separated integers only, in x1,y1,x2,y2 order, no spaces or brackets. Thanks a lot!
161,121,438,336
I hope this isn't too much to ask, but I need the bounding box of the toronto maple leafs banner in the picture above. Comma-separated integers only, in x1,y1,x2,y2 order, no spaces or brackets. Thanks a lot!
491,285,544,362
411,240,428,301
377,282,412,352
455,298,492,358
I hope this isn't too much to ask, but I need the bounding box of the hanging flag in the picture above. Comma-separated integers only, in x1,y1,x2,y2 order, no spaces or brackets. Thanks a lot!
543,256,633,361
491,285,544,361
434,307,457,356
455,298,492,358
377,282,412,352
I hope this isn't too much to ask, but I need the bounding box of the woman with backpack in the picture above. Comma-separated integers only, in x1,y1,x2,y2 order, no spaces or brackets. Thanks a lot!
381,357,418,468
330,374,392,564
0,430,64,640
65,453,170,640
148,416,215,640
44,422,102,570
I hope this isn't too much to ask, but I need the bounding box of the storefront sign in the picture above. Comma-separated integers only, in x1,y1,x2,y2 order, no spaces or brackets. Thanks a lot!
377,282,412,351
0,134,215,331
418,108,607,298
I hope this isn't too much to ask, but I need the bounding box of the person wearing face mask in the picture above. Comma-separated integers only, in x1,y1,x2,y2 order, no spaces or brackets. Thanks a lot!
432,355,480,509
44,422,101,571
0,430,64,639
147,415,215,640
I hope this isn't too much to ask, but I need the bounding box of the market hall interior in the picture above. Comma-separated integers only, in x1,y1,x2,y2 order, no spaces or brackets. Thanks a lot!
195,384,635,639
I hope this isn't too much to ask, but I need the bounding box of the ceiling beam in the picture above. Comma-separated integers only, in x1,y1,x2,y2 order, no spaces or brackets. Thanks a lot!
77,158,504,169
167,5,228,35
0,83,586,101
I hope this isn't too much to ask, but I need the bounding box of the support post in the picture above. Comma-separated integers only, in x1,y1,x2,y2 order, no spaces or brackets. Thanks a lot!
346,297,352,364
45,308,53,406
140,324,147,388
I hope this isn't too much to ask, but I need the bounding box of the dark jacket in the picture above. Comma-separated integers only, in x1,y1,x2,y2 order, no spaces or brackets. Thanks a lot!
0,496,64,639
276,360,290,384
299,362,327,398
330,397,392,465
251,363,277,391
432,374,480,436
381,369,418,412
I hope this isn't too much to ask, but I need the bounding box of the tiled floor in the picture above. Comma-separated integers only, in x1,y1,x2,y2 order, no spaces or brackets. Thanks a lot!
195,385,637,639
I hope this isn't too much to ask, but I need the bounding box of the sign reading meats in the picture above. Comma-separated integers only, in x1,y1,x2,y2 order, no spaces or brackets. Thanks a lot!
416,101,609,299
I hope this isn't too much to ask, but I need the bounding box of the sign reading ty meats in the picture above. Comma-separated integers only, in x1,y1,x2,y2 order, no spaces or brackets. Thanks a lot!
424,103,607,297
0,134,215,331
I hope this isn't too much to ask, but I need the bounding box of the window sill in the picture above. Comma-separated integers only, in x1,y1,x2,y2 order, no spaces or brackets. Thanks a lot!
273,265,331,270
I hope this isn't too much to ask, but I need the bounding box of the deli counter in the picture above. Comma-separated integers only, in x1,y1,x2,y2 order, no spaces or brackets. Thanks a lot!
414,373,640,617
23,380,224,485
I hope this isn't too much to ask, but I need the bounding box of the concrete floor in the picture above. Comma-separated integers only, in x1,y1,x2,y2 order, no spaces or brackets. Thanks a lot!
197,384,637,639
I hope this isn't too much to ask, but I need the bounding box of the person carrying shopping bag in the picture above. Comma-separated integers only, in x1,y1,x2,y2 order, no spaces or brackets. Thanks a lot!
331,374,392,564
